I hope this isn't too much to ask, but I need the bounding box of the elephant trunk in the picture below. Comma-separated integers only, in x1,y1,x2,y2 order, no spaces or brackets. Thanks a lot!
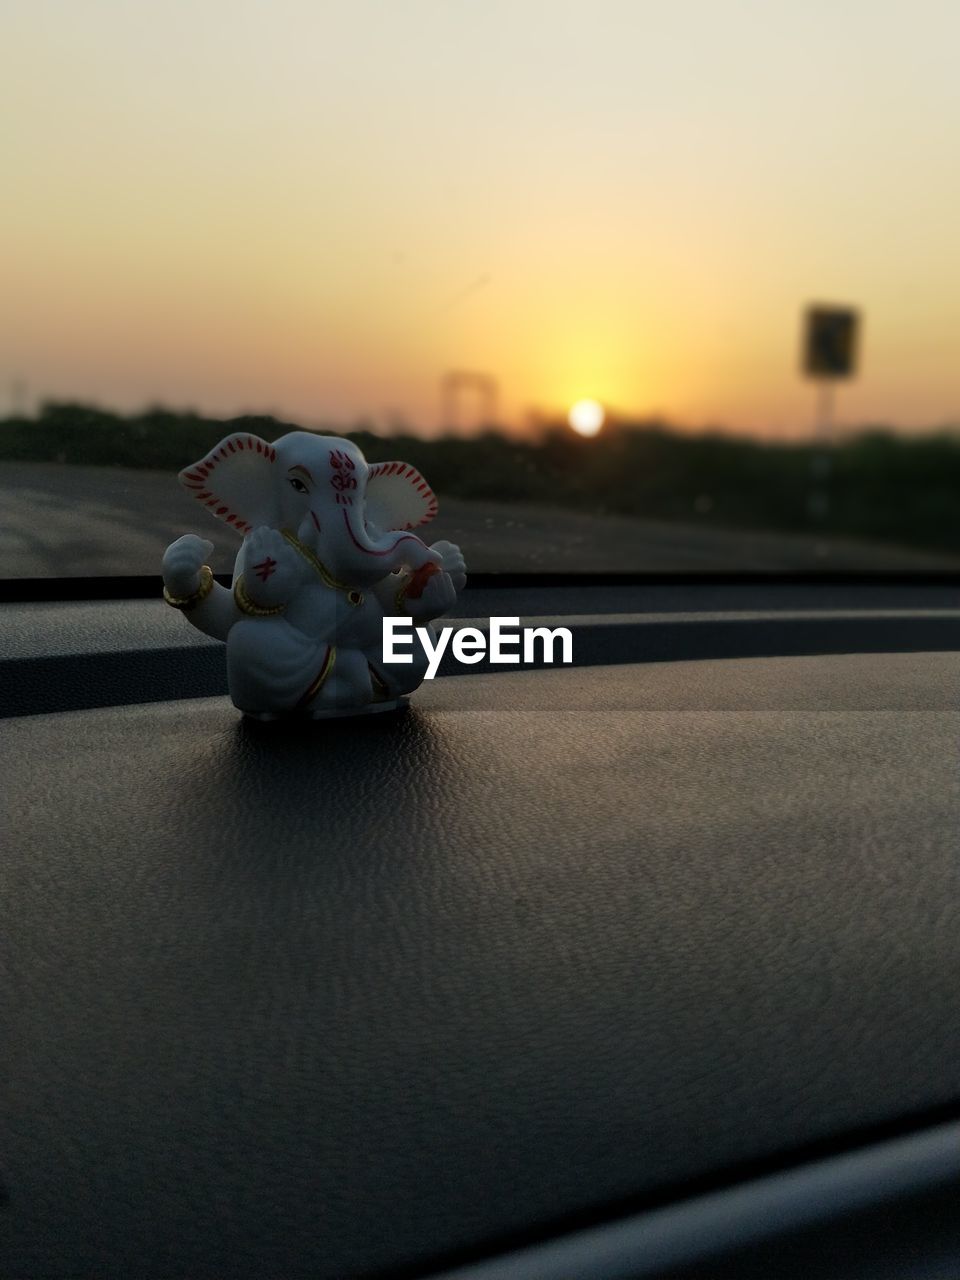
321,502,438,585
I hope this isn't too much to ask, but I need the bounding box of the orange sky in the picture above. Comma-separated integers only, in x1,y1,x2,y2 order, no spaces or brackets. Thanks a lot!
4,0,960,437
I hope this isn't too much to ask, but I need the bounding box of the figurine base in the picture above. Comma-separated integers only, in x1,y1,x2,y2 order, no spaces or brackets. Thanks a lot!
243,697,409,723
309,697,409,720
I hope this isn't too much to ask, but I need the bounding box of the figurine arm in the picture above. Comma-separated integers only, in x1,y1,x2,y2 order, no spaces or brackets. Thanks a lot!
161,534,238,640
376,540,466,623
235,527,307,610
427,540,466,593
398,570,457,622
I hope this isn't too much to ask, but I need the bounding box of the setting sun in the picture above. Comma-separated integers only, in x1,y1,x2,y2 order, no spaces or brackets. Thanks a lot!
568,400,605,438
5,3,960,434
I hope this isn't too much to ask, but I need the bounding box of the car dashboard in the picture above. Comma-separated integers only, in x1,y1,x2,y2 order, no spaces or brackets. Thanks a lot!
2,578,960,1279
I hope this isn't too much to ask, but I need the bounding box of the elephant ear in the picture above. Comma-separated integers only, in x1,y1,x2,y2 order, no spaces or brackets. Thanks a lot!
178,433,280,535
364,461,438,531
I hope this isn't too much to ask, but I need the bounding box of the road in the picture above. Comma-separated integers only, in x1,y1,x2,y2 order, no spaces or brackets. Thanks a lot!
2,460,958,577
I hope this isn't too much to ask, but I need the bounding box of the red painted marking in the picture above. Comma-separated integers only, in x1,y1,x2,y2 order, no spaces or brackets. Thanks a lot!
217,506,228,516
228,440,236,452
198,491,210,500
253,555,277,582
329,449,356,471
237,439,245,449
256,441,263,453
226,514,237,524
310,510,321,533
405,561,441,598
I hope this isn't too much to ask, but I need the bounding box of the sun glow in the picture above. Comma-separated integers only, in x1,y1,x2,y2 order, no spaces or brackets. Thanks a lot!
6,5,960,432
568,399,605,437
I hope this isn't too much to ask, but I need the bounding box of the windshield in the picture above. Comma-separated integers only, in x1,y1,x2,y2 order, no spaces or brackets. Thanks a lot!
3,1,959,577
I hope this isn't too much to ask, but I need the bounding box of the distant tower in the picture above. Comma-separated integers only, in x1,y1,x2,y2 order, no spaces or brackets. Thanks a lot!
10,376,28,417
440,371,499,433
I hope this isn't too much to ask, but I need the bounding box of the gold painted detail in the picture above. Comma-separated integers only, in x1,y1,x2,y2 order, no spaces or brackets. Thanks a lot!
281,529,351,592
164,564,215,611
233,574,286,617
368,662,391,700
347,589,364,607
298,645,337,707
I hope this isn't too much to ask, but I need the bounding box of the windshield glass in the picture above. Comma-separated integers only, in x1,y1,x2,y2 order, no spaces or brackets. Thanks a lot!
3,1,959,576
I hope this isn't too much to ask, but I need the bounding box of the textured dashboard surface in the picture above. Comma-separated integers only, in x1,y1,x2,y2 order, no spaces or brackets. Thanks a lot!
3,653,960,1278
4,583,960,718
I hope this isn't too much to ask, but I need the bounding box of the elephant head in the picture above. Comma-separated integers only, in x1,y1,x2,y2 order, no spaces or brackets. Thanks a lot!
178,431,440,586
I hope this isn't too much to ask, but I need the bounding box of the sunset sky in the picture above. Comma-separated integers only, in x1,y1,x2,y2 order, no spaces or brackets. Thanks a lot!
4,0,960,436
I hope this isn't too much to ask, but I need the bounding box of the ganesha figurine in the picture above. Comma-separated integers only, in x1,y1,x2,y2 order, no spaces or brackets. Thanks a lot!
161,430,466,719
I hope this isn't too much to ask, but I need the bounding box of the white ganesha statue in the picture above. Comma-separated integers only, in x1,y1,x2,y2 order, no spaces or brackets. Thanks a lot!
161,431,466,719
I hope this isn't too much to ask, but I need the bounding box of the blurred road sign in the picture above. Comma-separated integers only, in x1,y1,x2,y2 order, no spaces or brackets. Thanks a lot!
803,305,859,378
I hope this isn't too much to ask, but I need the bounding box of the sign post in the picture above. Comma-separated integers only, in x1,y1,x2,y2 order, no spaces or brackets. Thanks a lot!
802,304,860,534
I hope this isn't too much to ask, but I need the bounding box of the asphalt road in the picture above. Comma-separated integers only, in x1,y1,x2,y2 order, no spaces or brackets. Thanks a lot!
2,460,958,578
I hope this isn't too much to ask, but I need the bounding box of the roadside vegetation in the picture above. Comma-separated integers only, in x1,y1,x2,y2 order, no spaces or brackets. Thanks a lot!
3,401,959,554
